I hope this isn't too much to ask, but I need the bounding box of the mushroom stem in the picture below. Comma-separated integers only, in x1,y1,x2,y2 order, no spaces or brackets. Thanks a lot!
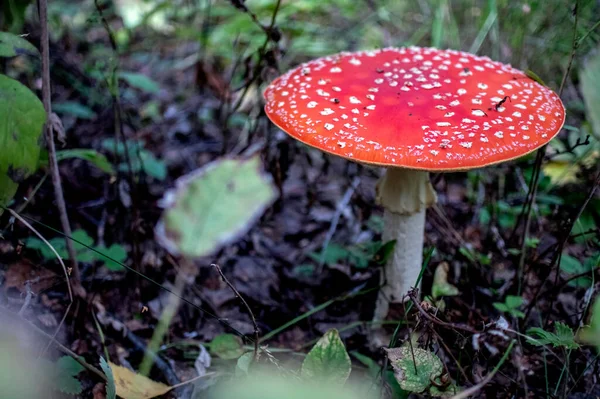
374,168,437,321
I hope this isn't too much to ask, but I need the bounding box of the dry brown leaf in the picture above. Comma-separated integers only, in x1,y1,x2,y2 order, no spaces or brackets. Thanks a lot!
109,362,172,399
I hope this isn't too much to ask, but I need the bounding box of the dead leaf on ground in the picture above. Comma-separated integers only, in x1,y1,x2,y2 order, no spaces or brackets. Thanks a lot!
109,361,172,399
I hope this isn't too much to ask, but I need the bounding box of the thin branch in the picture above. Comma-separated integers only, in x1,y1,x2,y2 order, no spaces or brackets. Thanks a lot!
408,290,480,334
213,264,260,361
37,0,83,296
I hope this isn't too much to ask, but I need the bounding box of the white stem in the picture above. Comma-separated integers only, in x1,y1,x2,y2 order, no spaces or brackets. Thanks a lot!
373,168,436,322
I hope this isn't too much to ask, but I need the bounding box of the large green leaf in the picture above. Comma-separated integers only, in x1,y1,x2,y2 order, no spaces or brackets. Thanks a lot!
0,32,39,58
0,74,46,209
581,50,600,138
157,155,277,258
301,329,352,385
385,346,443,394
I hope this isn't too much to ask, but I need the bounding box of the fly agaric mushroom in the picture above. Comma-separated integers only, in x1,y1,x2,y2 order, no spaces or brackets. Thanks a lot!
263,47,565,321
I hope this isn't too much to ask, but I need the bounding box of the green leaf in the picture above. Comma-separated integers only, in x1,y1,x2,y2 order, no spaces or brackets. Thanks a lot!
56,149,115,175
309,243,350,265
0,74,46,209
99,356,117,399
505,295,524,309
157,155,277,258
431,262,459,299
385,346,444,393
0,32,39,57
581,49,600,138
301,329,351,385
119,72,160,93
54,356,84,395
527,322,579,349
97,244,127,271
52,101,97,120
209,334,245,360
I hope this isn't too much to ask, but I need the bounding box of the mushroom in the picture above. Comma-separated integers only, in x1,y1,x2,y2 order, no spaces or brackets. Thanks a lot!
263,47,565,321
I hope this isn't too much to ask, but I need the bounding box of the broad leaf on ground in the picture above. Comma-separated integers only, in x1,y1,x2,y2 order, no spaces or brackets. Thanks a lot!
385,346,443,394
301,329,351,385
156,155,277,258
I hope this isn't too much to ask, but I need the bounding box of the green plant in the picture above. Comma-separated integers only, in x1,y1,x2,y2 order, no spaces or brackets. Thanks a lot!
559,252,599,288
101,138,167,181
527,322,579,350
385,346,459,397
25,229,127,271
493,295,525,318
301,329,351,385
309,240,395,269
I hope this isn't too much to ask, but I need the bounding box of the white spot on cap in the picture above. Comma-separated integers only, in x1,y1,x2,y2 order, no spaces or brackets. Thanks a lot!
458,88,467,95
477,83,488,90
366,105,376,110
349,58,361,65
320,108,334,116
512,111,522,117
307,101,318,108
437,122,451,127
450,100,460,106
324,123,334,130
349,96,361,104
495,131,504,138
330,67,342,73
460,142,473,148
317,89,330,97
472,110,486,117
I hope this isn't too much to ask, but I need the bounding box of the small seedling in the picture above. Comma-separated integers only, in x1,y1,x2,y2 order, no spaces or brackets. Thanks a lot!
527,322,579,350
493,295,525,318
25,229,127,271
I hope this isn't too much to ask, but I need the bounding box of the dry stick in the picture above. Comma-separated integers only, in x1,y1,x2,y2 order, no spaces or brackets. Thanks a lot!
408,290,480,334
7,209,73,355
449,340,516,399
213,264,260,361
37,0,83,296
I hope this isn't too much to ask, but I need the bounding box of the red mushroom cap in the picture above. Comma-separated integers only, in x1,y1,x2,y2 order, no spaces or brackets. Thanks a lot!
264,47,565,171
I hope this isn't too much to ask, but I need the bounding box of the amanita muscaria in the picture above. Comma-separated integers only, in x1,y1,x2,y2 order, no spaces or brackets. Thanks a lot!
263,47,565,321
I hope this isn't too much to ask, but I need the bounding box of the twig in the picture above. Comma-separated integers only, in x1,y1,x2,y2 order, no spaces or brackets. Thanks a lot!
449,340,515,399
37,0,83,296
213,264,260,362
0,307,107,382
408,290,480,334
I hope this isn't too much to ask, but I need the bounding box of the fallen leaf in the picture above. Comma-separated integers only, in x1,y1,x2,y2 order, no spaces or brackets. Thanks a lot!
109,362,172,399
